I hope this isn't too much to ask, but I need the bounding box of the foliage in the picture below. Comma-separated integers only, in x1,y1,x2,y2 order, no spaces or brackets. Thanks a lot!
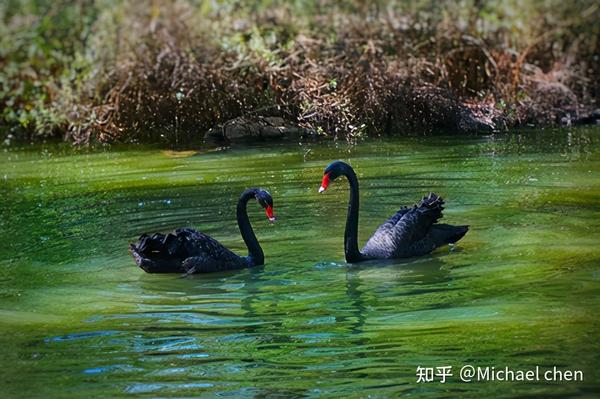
1,0,599,143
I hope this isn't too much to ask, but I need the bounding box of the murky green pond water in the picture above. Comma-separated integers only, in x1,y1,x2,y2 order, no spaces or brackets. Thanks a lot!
1,128,599,398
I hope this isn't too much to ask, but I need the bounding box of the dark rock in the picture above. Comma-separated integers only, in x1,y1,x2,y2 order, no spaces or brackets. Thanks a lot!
574,109,600,125
457,109,495,132
204,115,307,143
529,81,579,125
204,127,227,144
560,115,572,126
386,83,499,134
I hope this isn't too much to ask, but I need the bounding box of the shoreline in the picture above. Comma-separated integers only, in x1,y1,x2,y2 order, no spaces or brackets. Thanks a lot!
3,123,599,149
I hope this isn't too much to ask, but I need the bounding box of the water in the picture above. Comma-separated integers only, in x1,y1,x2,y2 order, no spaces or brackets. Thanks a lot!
1,128,599,398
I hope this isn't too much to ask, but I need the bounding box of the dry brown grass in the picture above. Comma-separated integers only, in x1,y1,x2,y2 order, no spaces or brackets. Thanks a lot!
5,1,596,143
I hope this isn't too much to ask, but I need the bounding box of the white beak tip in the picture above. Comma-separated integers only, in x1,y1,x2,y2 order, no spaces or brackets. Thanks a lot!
318,186,326,193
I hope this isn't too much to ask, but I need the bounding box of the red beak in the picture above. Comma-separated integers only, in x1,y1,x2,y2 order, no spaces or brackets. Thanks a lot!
319,173,330,193
265,205,276,223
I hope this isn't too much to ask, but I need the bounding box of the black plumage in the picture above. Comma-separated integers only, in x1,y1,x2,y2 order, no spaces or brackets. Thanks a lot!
319,161,468,263
129,188,275,274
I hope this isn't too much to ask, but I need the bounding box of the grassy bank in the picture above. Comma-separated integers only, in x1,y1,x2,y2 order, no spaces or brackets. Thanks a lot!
1,0,599,144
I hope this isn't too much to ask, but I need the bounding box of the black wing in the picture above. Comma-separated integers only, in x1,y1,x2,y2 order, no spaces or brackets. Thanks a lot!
362,193,445,258
173,228,248,272
130,228,245,273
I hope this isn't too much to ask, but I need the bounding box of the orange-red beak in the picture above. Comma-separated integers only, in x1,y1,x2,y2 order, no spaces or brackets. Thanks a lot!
319,173,330,193
265,205,276,223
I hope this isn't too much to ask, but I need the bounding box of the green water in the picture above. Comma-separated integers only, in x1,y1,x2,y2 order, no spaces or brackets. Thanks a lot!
1,128,600,398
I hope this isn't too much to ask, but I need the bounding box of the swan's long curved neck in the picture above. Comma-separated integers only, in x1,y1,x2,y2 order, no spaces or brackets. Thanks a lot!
237,189,264,266
342,166,365,263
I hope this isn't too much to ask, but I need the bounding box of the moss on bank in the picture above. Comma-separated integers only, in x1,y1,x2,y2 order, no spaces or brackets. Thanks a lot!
1,0,599,144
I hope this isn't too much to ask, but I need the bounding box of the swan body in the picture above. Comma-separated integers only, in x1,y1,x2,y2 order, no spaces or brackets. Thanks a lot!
319,161,468,263
130,188,275,273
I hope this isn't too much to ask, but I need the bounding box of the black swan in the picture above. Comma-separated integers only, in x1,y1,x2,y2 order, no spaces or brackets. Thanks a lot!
319,161,468,263
130,188,275,273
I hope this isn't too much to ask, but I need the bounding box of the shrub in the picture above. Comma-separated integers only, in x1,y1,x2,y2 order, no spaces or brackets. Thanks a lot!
1,0,598,143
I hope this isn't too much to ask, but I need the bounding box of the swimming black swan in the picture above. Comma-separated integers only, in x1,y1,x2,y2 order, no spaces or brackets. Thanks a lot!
130,188,275,273
319,161,468,263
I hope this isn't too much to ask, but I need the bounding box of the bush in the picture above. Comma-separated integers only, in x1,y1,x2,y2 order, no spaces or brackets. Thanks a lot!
1,0,599,143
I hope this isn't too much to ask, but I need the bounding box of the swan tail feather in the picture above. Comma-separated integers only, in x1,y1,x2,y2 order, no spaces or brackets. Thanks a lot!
430,224,469,245
414,192,445,224
129,232,187,273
